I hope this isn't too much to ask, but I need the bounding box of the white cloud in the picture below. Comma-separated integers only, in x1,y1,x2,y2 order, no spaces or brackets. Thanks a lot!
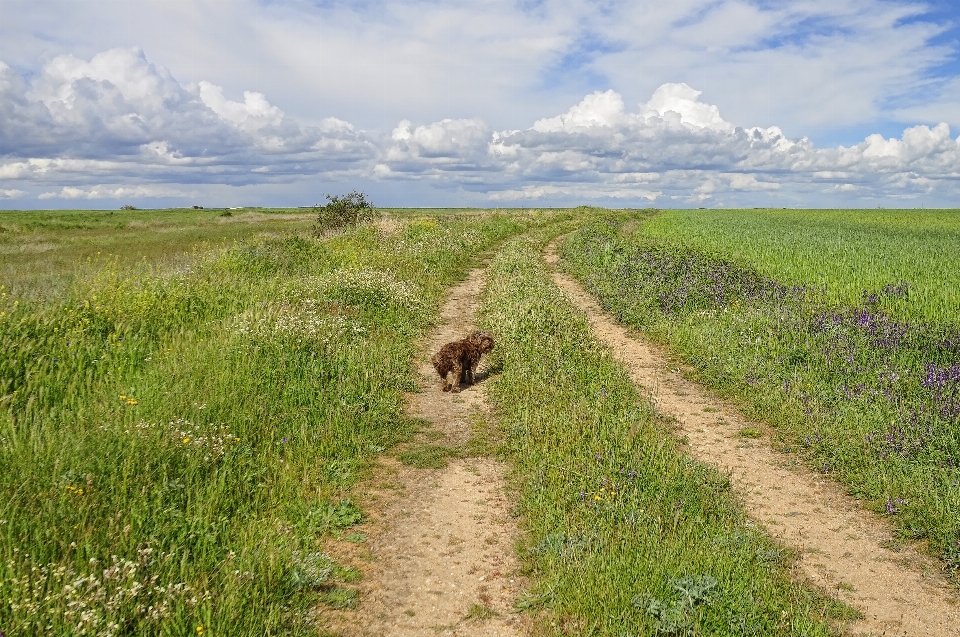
4,45,960,207
1,189,25,199
38,185,197,200
375,84,960,204
383,118,494,176
1,48,377,186
487,184,661,201
3,0,956,140
197,81,284,132
533,90,626,132
641,84,733,133
727,174,780,191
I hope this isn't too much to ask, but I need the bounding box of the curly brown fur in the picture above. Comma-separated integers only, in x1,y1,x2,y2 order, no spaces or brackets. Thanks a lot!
431,330,495,393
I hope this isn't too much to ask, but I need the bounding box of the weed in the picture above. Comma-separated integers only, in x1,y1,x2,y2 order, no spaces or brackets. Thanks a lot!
396,444,458,468
319,586,358,609
292,500,364,538
289,551,336,590
463,411,504,457
311,191,378,235
464,603,498,620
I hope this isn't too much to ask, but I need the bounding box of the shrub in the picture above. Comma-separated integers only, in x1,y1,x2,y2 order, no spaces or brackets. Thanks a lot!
120,204,137,210
312,191,378,234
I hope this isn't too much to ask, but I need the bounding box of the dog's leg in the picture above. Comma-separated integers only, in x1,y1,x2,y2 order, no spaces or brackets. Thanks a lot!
450,360,463,392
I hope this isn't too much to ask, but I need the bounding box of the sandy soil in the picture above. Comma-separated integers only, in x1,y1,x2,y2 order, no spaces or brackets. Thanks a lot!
545,239,960,637
324,267,525,637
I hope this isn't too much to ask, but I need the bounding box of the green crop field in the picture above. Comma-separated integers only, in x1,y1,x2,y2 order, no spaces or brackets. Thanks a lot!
562,209,960,574
639,208,960,324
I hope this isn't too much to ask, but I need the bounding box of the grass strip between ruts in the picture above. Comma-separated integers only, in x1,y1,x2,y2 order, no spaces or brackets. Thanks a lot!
480,233,850,636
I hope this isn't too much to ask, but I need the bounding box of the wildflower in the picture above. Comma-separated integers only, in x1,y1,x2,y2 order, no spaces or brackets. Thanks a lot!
197,626,203,635
183,438,190,444
594,495,601,501
119,395,126,400
127,398,138,405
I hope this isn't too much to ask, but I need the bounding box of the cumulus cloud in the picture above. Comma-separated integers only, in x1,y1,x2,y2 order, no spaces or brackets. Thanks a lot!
3,47,960,207
37,185,197,200
1,48,377,190
376,83,960,204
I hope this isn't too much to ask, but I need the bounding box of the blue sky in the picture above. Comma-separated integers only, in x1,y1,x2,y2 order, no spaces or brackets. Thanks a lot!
2,0,960,208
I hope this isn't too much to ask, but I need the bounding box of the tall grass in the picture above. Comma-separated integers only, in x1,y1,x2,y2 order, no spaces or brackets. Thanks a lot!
0,212,548,635
481,233,847,636
562,215,960,574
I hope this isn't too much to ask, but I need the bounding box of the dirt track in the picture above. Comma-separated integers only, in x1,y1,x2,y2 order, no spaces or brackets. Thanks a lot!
545,238,960,637
326,267,524,637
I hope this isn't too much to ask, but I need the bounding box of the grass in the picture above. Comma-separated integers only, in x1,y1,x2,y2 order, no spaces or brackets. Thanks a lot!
562,213,960,574
0,209,559,635
481,233,850,636
396,443,459,469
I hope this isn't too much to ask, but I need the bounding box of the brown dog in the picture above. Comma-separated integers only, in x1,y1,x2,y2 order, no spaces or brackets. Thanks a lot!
431,330,495,392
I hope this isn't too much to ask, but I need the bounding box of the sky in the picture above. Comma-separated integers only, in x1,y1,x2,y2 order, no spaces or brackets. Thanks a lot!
2,0,960,209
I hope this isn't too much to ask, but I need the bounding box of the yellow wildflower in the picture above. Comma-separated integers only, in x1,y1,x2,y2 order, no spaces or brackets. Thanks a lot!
183,438,190,444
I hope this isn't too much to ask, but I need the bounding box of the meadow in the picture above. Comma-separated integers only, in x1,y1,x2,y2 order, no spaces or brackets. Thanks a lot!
561,209,960,573
0,207,550,635
0,207,321,304
1,205,867,636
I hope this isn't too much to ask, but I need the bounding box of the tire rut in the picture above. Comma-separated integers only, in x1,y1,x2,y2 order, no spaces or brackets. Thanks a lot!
326,266,525,637
545,239,960,637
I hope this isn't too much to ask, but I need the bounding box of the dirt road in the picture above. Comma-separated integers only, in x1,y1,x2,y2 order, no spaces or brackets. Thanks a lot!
545,238,960,637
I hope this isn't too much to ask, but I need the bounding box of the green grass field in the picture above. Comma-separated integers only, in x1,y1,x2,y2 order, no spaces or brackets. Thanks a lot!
0,206,878,634
562,210,960,574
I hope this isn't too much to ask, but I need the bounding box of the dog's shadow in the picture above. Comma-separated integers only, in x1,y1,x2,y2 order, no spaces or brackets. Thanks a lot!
472,357,502,384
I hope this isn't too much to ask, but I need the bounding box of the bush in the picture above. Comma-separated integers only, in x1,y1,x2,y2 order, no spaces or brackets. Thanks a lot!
312,191,378,235
120,204,137,210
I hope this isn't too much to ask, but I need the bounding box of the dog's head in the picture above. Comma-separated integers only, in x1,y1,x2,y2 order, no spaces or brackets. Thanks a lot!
467,330,495,353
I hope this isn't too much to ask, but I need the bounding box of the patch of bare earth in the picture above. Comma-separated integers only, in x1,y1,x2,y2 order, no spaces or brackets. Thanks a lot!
545,240,960,637
322,267,525,637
